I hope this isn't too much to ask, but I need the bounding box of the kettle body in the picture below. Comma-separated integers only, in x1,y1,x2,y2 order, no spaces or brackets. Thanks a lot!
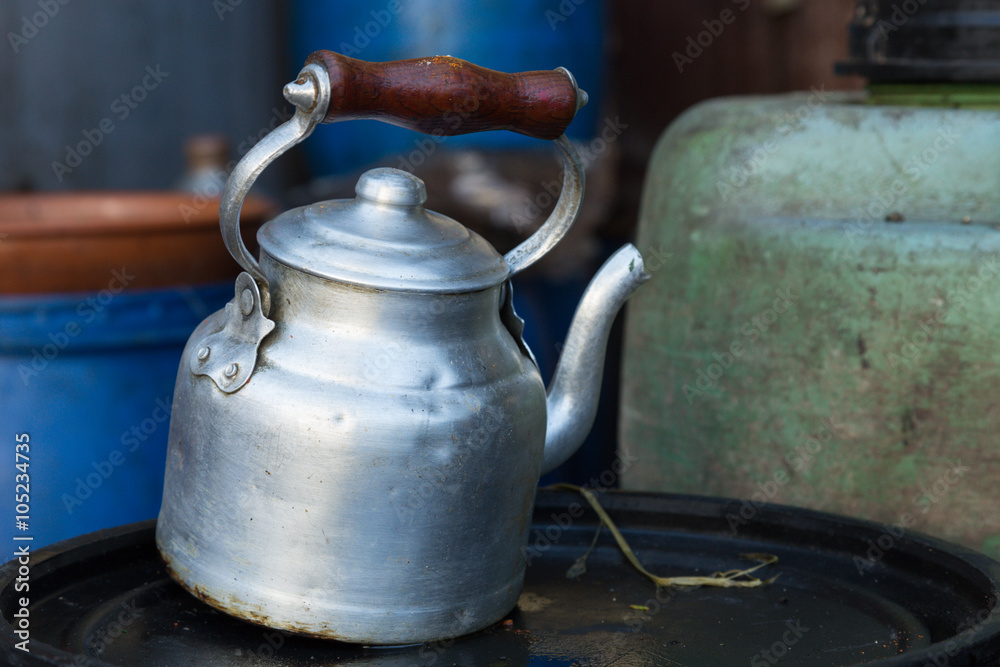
159,259,546,643
157,52,647,644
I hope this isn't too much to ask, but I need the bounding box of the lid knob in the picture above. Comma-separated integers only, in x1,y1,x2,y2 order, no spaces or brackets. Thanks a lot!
355,168,427,207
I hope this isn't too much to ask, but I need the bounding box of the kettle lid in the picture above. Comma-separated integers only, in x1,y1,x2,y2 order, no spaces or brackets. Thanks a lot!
258,168,509,293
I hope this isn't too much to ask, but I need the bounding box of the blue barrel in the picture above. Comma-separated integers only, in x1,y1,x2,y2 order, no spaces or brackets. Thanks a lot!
290,0,606,176
0,283,233,548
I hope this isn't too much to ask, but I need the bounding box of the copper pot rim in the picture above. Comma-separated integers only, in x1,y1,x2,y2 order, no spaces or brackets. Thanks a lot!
0,191,275,238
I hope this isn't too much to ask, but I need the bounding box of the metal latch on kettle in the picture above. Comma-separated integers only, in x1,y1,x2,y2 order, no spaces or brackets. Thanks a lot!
190,272,274,393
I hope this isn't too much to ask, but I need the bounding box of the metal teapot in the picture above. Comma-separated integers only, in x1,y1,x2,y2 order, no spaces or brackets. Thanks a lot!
156,51,648,645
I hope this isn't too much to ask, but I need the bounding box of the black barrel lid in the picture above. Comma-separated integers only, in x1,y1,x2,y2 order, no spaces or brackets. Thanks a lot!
3,490,1000,665
836,0,1000,82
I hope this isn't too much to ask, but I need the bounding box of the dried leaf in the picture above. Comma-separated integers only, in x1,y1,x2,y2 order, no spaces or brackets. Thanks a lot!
546,484,780,589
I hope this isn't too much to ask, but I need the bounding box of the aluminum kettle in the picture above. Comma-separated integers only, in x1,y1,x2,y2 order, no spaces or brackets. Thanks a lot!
156,50,648,645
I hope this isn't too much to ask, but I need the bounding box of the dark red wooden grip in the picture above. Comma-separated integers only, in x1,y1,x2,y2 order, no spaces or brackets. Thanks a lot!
305,50,579,141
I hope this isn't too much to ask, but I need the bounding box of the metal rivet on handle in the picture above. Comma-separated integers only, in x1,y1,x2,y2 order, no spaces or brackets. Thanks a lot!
283,75,318,111
197,346,211,361
224,363,239,378
240,289,255,316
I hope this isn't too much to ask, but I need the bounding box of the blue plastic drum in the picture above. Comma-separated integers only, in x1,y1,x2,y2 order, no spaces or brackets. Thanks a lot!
290,0,606,175
0,283,233,548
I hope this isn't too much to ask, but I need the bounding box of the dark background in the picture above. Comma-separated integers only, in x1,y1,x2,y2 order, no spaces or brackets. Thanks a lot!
1,0,864,484
1,0,863,203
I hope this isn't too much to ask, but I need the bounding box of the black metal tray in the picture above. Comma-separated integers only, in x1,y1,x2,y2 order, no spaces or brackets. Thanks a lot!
3,490,1000,666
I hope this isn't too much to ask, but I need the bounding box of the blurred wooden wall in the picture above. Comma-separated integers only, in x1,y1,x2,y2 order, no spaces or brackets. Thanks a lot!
605,0,864,235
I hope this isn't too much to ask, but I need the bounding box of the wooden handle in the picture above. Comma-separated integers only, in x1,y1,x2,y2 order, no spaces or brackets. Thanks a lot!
304,50,580,141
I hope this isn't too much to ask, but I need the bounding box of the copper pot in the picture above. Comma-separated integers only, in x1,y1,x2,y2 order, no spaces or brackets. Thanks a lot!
0,192,274,294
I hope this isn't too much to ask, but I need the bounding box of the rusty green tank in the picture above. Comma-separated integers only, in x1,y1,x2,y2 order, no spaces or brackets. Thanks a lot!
620,85,1000,558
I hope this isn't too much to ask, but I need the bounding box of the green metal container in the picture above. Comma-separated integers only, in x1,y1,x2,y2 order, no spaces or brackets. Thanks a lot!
620,88,1000,558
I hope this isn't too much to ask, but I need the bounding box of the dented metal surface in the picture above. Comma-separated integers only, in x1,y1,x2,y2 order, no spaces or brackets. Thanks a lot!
156,63,647,643
158,244,646,642
190,272,275,393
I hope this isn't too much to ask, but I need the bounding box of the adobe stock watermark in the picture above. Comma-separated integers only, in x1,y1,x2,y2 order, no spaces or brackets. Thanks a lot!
576,116,628,170
321,0,405,56
17,269,135,385
392,403,504,527
726,416,848,533
521,451,639,567
622,584,680,633
872,606,997,667
682,286,798,403
395,95,482,173
672,0,751,73
751,620,809,666
213,0,243,20
926,607,1000,667
61,396,172,514
509,116,628,233
545,0,587,30
51,65,170,182
590,585,684,649
853,459,969,576
871,0,931,42
179,105,294,222
642,244,673,275
884,254,1000,370
71,598,143,666
362,300,446,383
7,0,71,54
716,86,831,202
844,125,961,243
236,629,288,661
416,608,492,663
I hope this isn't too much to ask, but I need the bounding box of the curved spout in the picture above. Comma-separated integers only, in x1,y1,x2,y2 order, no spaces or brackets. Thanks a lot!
541,244,650,475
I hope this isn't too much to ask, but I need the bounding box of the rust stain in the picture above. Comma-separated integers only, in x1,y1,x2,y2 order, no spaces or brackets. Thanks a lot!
857,334,870,370
163,551,423,644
